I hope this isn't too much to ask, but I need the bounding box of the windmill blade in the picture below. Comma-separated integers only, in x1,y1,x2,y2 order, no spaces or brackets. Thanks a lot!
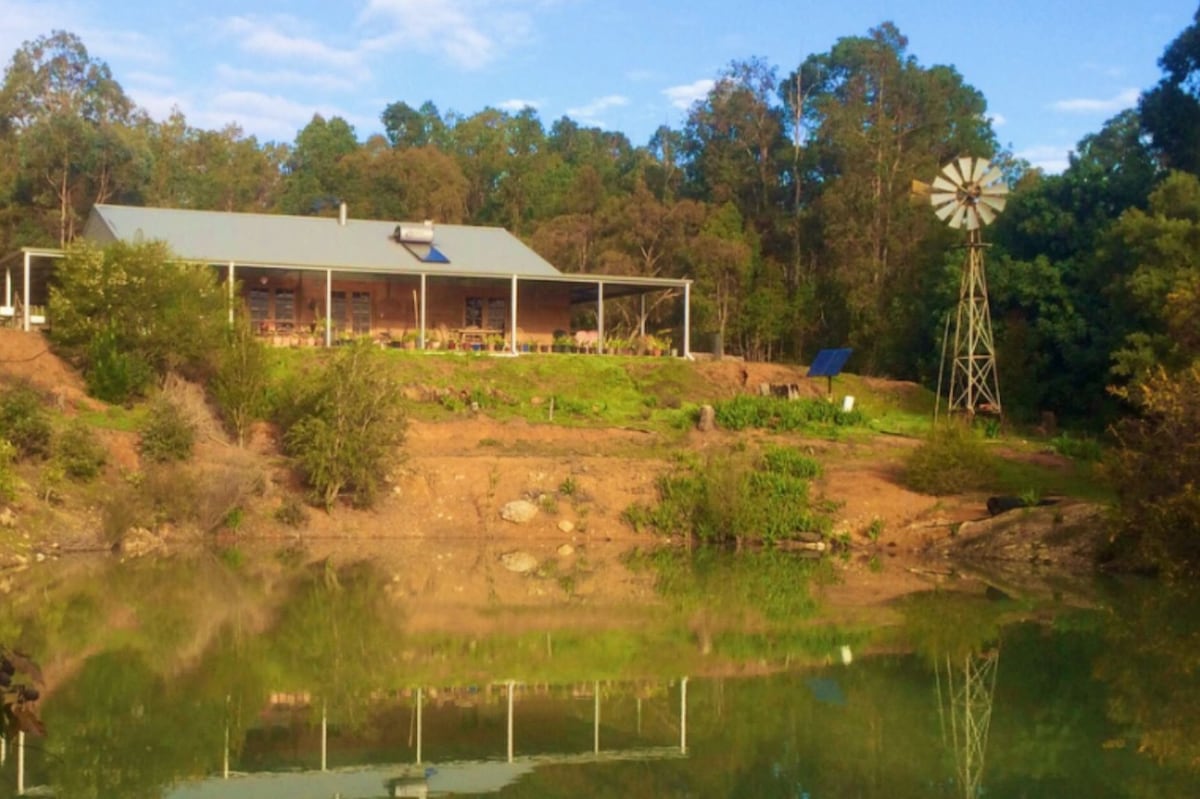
970,158,988,183
931,175,958,193
942,160,967,186
935,200,961,222
965,208,981,231
978,194,1007,213
957,157,975,184
982,165,1004,186
948,207,965,229
976,202,997,226
930,192,958,207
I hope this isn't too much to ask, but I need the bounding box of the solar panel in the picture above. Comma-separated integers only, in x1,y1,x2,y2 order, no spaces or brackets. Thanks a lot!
807,348,852,378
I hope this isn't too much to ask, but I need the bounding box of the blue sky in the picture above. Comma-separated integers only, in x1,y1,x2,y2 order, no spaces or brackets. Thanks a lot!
0,0,1194,173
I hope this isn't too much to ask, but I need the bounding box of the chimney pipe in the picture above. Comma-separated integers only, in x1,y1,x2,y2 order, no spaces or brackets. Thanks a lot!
338,202,347,227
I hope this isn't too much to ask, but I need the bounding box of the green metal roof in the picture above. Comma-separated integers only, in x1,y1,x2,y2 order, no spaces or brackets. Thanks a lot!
84,204,564,278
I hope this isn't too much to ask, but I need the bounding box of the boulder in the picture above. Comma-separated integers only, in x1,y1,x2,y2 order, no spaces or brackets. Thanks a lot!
500,551,539,573
500,500,539,524
557,520,575,534
115,527,165,559
0,507,15,528
697,404,716,432
557,544,575,557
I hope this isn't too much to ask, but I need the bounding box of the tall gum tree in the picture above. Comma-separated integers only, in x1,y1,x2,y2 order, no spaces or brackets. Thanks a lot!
0,30,138,245
791,23,995,374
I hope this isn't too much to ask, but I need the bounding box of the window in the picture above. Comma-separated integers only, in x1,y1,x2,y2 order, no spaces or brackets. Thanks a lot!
464,297,506,330
464,297,483,327
248,289,269,328
351,291,371,334
274,289,295,332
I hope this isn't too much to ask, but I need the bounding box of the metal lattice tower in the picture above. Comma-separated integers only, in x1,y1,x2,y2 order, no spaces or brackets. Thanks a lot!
923,157,1008,419
935,649,1000,799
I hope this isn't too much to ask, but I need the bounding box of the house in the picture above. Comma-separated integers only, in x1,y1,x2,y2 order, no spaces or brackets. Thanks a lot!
1,204,693,355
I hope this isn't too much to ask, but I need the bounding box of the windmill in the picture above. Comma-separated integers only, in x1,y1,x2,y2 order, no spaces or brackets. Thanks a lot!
918,157,1008,419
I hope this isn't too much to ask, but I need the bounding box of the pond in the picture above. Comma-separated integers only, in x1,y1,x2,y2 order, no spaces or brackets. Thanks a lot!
1,547,1198,798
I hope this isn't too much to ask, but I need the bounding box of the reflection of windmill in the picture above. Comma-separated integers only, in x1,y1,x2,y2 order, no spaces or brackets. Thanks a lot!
921,157,1008,419
935,649,999,799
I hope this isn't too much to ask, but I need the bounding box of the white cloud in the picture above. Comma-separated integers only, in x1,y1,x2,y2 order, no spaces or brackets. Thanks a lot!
214,64,356,93
186,90,365,143
222,15,364,70
126,71,175,91
359,0,539,70
988,113,1006,127
662,79,713,110
1016,144,1071,174
498,98,541,112
565,94,628,122
1051,88,1140,114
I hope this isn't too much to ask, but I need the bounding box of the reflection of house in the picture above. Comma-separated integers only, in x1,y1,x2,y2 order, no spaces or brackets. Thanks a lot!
3,204,692,354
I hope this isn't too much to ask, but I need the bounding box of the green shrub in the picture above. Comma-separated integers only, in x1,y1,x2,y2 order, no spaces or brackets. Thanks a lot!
761,446,822,478
85,326,155,404
624,449,832,545
54,419,108,480
0,439,15,501
0,384,53,459
713,395,866,432
212,317,269,447
282,340,407,509
138,397,196,463
904,421,998,495
274,497,310,528
50,240,227,394
1050,431,1104,462
1107,365,1200,575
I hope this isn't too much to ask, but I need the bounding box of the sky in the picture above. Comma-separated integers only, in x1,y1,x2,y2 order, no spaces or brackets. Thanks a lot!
0,0,1195,174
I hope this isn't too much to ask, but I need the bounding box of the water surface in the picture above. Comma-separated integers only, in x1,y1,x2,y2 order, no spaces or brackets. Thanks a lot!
1,549,1197,798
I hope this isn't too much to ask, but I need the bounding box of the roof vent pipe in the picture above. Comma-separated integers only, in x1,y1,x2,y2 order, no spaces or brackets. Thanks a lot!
338,202,347,227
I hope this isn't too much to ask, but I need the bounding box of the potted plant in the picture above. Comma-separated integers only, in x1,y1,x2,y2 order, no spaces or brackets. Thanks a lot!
486,334,505,352
552,331,571,353
401,331,419,350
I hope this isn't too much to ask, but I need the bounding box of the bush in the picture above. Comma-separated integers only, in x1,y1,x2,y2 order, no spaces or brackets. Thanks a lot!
138,397,196,463
0,439,16,502
0,384,52,459
1050,431,1104,462
50,240,228,398
212,316,269,447
624,448,832,545
1107,365,1200,574
54,419,107,480
85,326,156,404
904,420,998,495
713,395,866,432
282,340,407,509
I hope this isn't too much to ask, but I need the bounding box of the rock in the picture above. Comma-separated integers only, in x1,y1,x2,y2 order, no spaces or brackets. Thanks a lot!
500,551,539,573
697,404,716,432
115,527,164,559
557,519,575,534
0,507,15,528
557,544,575,557
500,499,539,524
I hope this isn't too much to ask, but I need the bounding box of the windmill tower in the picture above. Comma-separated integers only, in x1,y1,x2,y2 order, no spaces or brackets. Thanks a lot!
935,649,1000,799
926,157,1008,419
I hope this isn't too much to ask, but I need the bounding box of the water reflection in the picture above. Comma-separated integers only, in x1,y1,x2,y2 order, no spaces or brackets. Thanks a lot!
0,551,1198,797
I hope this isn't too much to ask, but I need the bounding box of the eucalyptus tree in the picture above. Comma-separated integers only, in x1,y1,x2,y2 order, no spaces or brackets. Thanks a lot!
0,30,142,245
339,134,468,222
381,98,448,149
278,113,359,216
790,23,995,374
988,110,1161,421
1140,7,1200,174
681,58,789,231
